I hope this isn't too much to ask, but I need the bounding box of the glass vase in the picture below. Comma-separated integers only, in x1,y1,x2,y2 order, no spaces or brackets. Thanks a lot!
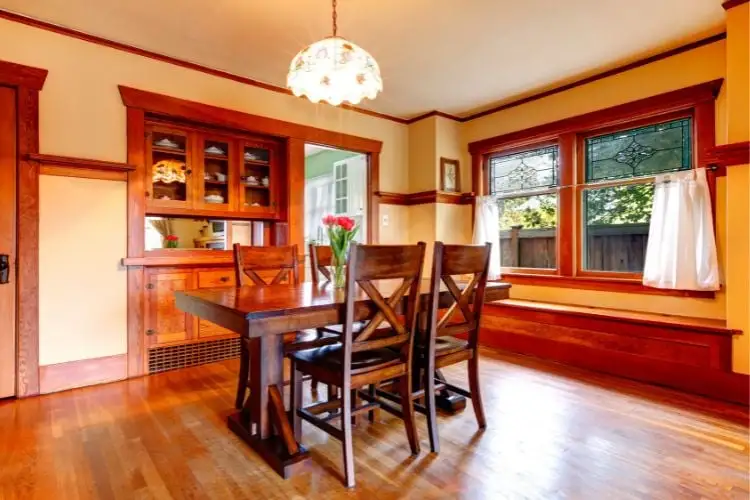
331,253,346,289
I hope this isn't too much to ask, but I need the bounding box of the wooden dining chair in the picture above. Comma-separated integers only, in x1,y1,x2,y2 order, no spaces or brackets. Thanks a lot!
309,244,333,286
232,244,340,410
418,242,492,453
289,242,426,488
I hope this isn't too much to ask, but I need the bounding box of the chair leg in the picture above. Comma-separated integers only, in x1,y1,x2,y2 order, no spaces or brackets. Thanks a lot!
326,384,338,403
468,354,486,429
351,389,360,426
368,384,377,423
290,360,303,441
425,370,440,453
235,339,250,410
311,377,319,395
398,375,420,455
341,384,355,488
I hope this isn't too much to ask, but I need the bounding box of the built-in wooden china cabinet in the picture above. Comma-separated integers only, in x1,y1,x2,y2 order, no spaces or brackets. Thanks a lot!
119,86,383,377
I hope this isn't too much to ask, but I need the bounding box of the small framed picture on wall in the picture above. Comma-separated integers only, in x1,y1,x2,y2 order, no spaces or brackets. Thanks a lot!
440,157,460,193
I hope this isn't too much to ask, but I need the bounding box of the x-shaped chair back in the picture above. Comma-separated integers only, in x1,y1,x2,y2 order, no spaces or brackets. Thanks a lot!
309,244,333,285
341,243,426,364
233,243,299,287
426,242,492,350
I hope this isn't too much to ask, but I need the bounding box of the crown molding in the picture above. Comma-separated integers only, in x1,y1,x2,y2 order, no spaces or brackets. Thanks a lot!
0,9,727,126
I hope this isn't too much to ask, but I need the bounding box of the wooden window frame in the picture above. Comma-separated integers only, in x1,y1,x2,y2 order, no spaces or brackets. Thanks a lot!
469,79,722,298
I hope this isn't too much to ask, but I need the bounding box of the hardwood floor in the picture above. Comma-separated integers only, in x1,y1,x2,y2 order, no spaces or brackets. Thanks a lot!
0,348,747,499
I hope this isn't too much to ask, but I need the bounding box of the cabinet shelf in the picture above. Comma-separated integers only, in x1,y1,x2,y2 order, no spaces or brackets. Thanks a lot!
204,180,228,186
205,152,229,160
243,184,269,190
244,159,270,167
152,146,186,156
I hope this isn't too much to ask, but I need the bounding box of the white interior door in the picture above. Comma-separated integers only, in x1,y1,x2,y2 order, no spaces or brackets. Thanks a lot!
0,86,16,398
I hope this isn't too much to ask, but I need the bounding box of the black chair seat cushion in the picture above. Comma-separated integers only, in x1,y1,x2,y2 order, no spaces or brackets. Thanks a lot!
291,344,402,375
283,329,341,353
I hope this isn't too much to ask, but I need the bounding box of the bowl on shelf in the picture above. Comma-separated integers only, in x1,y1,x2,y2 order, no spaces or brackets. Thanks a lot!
261,176,269,187
245,175,259,186
214,172,227,182
205,145,225,155
204,194,225,204
154,138,180,149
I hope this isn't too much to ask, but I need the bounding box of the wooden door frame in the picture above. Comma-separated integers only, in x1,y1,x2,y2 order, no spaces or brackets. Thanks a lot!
0,60,48,397
119,86,383,377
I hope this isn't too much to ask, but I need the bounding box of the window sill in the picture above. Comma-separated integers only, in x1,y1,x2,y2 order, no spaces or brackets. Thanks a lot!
497,273,717,299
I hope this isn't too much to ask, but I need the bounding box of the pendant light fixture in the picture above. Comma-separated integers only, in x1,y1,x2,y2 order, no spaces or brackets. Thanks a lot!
287,0,382,106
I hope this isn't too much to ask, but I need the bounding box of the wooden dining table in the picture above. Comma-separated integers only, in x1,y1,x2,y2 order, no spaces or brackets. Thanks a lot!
175,279,511,478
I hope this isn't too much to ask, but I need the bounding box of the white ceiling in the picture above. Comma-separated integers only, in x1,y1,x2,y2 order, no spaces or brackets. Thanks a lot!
0,0,726,119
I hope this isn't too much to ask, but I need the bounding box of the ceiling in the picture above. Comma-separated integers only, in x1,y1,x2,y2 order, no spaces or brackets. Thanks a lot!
0,0,726,119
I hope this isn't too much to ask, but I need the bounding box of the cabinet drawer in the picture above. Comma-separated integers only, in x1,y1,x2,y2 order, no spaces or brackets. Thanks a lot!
197,269,235,288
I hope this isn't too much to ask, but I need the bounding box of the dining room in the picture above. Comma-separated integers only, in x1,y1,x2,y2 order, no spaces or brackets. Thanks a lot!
0,0,749,498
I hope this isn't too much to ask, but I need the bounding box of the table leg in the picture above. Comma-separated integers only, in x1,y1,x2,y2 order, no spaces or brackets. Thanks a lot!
227,334,310,478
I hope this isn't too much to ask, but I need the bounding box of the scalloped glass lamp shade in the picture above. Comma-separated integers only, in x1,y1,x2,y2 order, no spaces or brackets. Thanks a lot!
287,36,382,106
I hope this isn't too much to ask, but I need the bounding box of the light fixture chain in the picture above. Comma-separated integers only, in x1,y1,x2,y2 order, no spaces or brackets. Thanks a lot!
332,0,338,37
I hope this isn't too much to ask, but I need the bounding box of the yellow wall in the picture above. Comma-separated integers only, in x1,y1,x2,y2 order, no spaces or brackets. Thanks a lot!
39,176,127,365
724,3,750,374
460,39,728,320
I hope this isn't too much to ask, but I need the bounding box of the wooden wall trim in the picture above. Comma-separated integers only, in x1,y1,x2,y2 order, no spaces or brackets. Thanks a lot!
39,354,127,394
374,190,475,206
15,86,42,397
0,11,726,125
39,165,127,181
722,0,749,10
28,153,135,172
469,79,724,154
706,141,750,168
119,86,383,154
500,274,717,299
0,9,407,126
406,110,462,124
0,58,47,91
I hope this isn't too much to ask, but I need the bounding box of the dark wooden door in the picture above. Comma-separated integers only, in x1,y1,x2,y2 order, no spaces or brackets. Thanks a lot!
0,86,16,398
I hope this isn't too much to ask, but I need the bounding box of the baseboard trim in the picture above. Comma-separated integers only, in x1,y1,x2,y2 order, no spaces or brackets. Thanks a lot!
39,354,128,394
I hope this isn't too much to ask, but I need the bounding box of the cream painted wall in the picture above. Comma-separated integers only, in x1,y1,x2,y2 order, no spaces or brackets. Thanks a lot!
39,176,128,366
408,117,438,193
0,18,413,368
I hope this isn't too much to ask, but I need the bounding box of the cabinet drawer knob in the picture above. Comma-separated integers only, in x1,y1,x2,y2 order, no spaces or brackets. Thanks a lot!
146,329,156,336
219,276,230,283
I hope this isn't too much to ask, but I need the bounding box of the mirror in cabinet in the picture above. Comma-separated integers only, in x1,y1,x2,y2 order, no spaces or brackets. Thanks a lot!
197,136,233,210
240,142,276,214
145,217,264,251
147,128,191,207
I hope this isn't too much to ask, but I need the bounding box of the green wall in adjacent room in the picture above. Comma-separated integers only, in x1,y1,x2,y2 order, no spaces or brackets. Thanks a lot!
305,150,361,179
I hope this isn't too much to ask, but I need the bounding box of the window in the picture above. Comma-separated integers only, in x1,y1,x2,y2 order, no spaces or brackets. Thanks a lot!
472,80,718,293
489,146,559,270
334,161,348,214
582,117,692,273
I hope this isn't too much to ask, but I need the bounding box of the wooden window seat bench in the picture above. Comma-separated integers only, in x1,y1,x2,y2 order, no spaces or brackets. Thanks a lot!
477,299,748,405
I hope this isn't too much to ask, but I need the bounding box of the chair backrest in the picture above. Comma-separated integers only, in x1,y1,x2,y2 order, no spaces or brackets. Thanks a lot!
309,244,333,285
233,244,299,287
341,243,426,367
425,242,491,351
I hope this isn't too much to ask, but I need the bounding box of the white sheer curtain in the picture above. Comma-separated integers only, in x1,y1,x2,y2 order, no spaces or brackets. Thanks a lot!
473,196,502,280
304,174,334,244
643,168,720,291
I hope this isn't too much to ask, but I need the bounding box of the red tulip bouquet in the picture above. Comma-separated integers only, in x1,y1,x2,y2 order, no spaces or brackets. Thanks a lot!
165,234,179,249
322,215,359,288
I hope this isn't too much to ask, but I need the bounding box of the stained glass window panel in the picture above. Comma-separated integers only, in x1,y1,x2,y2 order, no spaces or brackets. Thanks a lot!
586,118,692,182
489,146,558,195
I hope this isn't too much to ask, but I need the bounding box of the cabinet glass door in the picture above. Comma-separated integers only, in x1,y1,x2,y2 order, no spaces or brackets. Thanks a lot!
240,142,275,214
148,128,191,207
197,136,232,210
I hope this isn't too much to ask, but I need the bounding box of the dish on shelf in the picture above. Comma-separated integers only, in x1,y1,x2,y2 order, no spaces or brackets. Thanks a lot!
215,172,227,182
205,145,225,155
152,159,187,183
204,194,225,204
244,175,259,185
154,138,181,149
262,176,269,187
244,151,265,162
